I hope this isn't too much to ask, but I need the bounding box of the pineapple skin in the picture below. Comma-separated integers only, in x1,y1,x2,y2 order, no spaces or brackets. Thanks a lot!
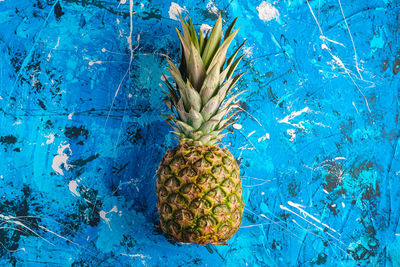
156,144,243,245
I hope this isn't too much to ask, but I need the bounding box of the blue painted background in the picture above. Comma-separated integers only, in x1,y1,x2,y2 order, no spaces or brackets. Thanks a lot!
0,0,399,266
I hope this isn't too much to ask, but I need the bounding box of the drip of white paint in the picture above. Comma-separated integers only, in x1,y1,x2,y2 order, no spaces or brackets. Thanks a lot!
12,120,22,126
278,107,310,126
99,206,118,230
320,35,345,47
352,102,359,114
45,133,55,145
247,130,256,137
233,123,242,130
341,202,345,208
46,37,60,62
334,157,346,161
88,60,103,66
168,2,186,21
52,143,73,176
257,1,279,22
200,24,212,35
68,180,80,197
287,201,340,235
257,132,270,142
68,112,74,120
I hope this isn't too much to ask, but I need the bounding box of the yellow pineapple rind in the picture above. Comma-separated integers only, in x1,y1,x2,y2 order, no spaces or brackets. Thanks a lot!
156,144,243,245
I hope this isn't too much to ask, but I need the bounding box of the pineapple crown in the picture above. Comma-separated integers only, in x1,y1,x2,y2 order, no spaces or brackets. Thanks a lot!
162,13,246,146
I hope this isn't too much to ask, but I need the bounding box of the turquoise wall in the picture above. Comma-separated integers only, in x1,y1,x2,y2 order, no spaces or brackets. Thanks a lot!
0,0,399,266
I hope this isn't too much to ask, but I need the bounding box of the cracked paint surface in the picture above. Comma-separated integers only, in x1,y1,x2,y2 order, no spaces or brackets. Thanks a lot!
0,0,399,266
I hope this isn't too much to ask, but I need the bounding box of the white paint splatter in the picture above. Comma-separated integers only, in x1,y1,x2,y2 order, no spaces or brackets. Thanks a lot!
88,60,103,66
168,2,186,21
45,133,55,145
233,123,242,130
68,112,74,120
200,24,212,35
287,129,296,142
206,0,219,15
320,35,345,47
68,180,80,197
257,1,279,22
286,201,341,236
12,120,22,126
100,206,118,230
278,107,310,128
46,37,60,62
280,202,344,247
52,143,73,176
257,132,270,142
243,46,254,58
120,253,151,259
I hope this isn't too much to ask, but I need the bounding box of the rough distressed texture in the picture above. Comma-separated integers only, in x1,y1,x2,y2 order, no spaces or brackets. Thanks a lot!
0,0,399,266
157,144,243,245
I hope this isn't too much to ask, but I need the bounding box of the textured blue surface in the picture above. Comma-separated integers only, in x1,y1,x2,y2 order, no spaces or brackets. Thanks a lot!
0,0,399,266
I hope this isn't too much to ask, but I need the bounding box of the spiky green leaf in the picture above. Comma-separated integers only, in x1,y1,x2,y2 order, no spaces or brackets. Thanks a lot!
226,40,246,67
226,55,244,81
200,119,219,133
207,28,239,73
220,90,246,111
199,134,214,144
179,14,191,44
176,99,189,122
199,30,205,54
188,108,203,130
175,28,191,74
188,18,200,51
224,17,238,41
199,63,220,103
201,94,221,121
201,13,222,69
176,121,195,137
188,42,206,90
185,80,202,112
162,74,179,105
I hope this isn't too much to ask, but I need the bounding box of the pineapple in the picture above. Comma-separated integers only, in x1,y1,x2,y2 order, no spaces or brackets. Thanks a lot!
157,13,245,245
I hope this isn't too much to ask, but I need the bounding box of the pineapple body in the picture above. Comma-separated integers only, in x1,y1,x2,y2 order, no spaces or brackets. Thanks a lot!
157,144,243,245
